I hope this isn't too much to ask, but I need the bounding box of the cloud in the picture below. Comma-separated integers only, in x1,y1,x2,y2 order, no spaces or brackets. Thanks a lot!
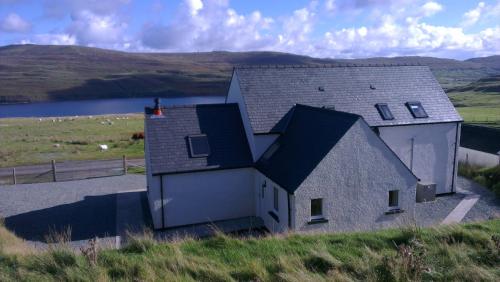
420,1,443,17
141,0,274,51
0,13,31,33
67,10,128,46
22,33,76,45
324,0,336,12
461,2,485,27
42,0,131,18
319,11,500,59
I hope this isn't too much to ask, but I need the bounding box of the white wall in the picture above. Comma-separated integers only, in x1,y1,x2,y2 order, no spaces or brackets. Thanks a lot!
144,118,164,229
254,134,280,160
294,120,417,233
459,147,499,168
226,71,258,161
378,122,458,194
148,176,162,229
161,168,255,228
254,172,289,233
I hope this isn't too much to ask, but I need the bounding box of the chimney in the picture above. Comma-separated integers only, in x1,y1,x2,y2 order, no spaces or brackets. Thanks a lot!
153,98,163,116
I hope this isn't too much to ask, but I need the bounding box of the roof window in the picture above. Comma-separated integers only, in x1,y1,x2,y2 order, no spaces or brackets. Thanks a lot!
188,134,210,158
406,102,428,118
375,103,394,120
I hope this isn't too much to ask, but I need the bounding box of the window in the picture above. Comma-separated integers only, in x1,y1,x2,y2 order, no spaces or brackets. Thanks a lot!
388,190,399,208
261,181,266,199
310,198,323,220
273,187,279,211
406,102,428,118
375,103,394,120
188,134,210,158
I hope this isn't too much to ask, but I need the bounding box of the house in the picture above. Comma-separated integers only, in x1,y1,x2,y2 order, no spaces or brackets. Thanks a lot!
458,124,500,167
226,65,462,195
144,65,462,232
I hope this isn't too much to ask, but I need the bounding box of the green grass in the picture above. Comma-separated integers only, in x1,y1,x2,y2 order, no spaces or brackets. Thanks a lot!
448,91,500,128
1,220,499,281
0,115,145,167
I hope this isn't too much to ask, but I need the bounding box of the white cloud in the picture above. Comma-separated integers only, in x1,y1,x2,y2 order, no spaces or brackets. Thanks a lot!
22,33,76,45
67,10,129,46
325,0,336,12
420,1,443,17
141,0,274,51
0,13,31,33
461,2,485,27
319,11,500,59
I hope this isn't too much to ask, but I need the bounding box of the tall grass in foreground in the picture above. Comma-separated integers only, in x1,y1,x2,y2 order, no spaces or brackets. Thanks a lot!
1,220,499,281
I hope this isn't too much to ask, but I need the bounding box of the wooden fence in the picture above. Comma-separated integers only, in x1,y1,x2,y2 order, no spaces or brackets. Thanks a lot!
0,157,145,185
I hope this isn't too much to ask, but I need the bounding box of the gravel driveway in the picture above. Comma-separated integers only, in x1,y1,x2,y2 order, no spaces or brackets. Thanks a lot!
0,175,147,248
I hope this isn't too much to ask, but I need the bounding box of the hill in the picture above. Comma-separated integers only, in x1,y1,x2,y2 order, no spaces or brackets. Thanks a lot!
0,44,499,103
1,219,499,281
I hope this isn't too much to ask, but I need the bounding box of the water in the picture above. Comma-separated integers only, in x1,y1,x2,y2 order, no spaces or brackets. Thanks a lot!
0,96,225,118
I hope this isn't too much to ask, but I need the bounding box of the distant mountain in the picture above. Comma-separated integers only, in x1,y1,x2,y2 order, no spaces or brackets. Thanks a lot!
0,44,499,103
466,55,500,70
448,75,500,93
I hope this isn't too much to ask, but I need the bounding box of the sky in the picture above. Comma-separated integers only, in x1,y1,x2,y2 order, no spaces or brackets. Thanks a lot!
0,0,499,59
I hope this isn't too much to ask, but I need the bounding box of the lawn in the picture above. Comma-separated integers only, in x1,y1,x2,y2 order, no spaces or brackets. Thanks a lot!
0,115,145,168
448,91,500,128
1,219,499,281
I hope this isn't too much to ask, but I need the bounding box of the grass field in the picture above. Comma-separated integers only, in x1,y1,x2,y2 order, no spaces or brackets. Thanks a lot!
1,219,499,281
448,91,500,128
0,115,144,167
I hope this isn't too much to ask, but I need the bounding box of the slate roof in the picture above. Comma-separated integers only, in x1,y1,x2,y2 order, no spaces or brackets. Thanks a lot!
256,104,361,193
233,65,462,133
145,103,253,175
460,124,500,155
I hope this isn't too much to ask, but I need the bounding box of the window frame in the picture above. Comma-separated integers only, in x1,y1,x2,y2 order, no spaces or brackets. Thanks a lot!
310,198,324,220
388,190,400,209
273,186,279,212
375,103,395,120
405,101,428,118
187,134,210,158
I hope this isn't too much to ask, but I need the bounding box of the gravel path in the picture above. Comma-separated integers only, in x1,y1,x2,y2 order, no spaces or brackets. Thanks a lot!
415,176,499,226
0,175,146,248
459,177,500,222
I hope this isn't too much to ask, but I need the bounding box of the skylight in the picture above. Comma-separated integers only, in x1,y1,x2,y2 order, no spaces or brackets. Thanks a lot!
406,102,428,118
188,134,210,158
375,103,394,120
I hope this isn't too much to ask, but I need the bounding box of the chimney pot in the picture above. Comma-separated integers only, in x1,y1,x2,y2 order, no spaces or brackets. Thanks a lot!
153,98,162,116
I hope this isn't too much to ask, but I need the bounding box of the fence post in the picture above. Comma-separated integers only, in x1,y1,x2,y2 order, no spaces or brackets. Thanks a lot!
123,155,127,175
51,160,57,182
12,168,16,185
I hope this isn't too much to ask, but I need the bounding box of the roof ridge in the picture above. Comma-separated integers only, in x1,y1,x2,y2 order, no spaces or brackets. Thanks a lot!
234,63,425,69
145,102,235,111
